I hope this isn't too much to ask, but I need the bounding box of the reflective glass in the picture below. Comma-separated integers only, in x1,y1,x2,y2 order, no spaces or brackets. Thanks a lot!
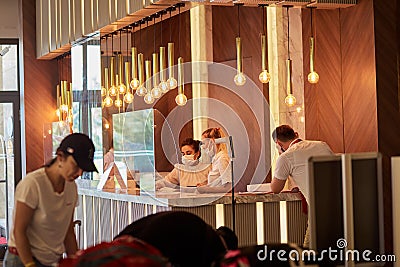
0,44,18,91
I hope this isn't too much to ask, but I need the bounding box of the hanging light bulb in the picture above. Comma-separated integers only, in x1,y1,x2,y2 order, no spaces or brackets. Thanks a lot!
136,53,147,96
103,67,113,107
159,46,169,93
124,62,134,104
285,94,296,107
259,6,270,84
285,59,296,107
234,37,246,86
234,5,246,86
307,37,319,84
144,59,154,104
175,57,187,106
151,53,162,98
118,54,126,94
101,86,107,96
115,74,123,108
104,95,113,107
115,97,123,108
130,40,140,90
308,8,319,84
109,56,117,96
285,7,296,107
167,42,177,89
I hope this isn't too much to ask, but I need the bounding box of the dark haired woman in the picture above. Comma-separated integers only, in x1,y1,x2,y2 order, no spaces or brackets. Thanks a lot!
156,138,211,189
4,133,98,267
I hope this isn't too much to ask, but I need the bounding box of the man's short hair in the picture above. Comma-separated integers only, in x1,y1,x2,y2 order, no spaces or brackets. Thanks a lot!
272,125,297,142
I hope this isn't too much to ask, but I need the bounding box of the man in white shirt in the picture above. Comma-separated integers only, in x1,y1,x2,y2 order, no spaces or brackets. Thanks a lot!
271,125,334,247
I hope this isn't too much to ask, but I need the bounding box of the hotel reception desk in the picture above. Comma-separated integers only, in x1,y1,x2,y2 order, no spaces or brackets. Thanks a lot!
75,180,308,249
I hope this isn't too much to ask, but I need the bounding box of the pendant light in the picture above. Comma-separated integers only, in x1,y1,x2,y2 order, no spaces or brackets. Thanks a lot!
124,28,134,104
175,4,187,106
167,7,177,90
144,18,155,104
103,35,113,107
118,30,127,95
175,57,187,106
159,11,169,93
307,8,319,84
151,14,162,99
144,59,154,104
259,5,270,84
284,7,296,107
136,21,147,97
234,4,246,86
109,33,117,97
130,23,140,90
114,31,124,109
101,43,107,97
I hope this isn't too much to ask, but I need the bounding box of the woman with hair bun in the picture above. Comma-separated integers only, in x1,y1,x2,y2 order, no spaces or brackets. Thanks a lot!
197,128,232,192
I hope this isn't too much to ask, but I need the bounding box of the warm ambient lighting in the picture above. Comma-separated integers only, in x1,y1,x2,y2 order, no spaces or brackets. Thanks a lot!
136,53,147,96
234,37,246,86
167,42,177,90
259,70,271,84
175,93,187,106
118,54,127,94
175,57,187,106
307,37,319,84
124,62,134,104
285,94,296,107
285,7,296,107
130,47,140,90
285,59,296,107
308,8,319,84
159,46,169,93
234,72,246,86
109,56,117,96
308,71,319,84
259,7,270,84
144,60,154,104
151,53,162,99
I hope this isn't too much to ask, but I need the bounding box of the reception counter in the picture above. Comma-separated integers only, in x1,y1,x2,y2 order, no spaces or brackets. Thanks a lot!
75,180,308,249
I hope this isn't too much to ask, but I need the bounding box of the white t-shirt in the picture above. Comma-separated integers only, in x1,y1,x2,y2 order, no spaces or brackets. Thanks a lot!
208,151,232,186
8,168,78,266
274,140,334,204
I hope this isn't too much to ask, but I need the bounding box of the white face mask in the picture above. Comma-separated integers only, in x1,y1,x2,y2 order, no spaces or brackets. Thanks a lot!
182,154,199,166
199,138,216,164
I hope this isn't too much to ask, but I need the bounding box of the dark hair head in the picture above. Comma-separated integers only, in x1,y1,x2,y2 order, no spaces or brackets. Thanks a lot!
202,128,223,139
272,125,297,142
216,226,238,250
180,138,201,153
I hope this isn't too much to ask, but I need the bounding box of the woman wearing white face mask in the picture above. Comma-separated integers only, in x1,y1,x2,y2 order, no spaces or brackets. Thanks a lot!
156,138,211,190
197,128,232,192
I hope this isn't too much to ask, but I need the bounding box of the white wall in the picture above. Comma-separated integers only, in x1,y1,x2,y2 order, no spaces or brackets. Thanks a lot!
0,0,21,38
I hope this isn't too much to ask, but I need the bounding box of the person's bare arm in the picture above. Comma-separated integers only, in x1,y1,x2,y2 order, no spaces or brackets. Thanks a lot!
271,178,286,194
13,201,35,265
63,218,78,256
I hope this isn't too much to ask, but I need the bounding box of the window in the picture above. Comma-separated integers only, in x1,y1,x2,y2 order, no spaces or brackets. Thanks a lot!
0,44,18,91
71,38,103,178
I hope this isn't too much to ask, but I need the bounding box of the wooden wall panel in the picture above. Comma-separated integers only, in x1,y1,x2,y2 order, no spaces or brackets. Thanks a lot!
372,0,400,258
303,9,344,153
101,11,193,172
211,6,267,191
341,0,378,153
23,0,58,172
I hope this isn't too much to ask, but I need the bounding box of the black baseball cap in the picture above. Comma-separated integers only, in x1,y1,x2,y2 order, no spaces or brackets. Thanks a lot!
58,133,98,172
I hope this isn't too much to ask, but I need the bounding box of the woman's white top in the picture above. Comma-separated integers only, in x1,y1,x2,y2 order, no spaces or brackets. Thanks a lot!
8,168,78,266
208,151,232,186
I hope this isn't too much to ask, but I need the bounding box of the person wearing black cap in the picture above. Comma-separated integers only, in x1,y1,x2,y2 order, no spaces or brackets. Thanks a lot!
4,133,98,267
